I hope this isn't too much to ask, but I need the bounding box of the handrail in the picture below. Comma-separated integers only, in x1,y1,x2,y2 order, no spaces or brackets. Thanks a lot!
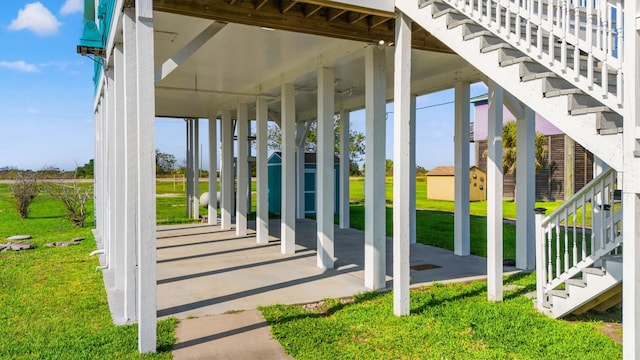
541,168,615,227
535,167,621,309
437,0,624,113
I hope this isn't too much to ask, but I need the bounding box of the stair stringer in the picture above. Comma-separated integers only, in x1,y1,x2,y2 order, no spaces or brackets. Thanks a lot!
396,0,623,170
547,258,622,318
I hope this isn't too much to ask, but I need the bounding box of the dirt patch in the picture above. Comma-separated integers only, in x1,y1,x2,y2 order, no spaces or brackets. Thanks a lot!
597,322,622,344
565,306,622,344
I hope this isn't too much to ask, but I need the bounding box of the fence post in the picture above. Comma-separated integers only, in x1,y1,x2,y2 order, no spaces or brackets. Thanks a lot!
535,207,547,311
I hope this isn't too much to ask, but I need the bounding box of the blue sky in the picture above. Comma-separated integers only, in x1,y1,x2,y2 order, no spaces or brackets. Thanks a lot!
0,1,487,171
0,1,95,171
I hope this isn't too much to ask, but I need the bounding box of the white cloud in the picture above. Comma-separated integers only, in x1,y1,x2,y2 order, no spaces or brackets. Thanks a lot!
9,2,61,36
60,0,83,15
0,60,39,73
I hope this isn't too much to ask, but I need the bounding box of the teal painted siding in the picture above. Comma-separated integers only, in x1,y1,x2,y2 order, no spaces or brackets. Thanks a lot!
267,153,340,216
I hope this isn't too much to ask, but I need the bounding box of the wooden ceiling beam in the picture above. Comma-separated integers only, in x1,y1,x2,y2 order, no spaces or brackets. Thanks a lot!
347,11,368,25
369,16,390,29
281,0,298,13
255,0,269,10
300,0,393,17
327,8,347,22
153,0,453,53
304,4,323,17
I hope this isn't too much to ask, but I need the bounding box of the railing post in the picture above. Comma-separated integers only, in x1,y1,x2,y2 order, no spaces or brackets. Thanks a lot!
535,207,547,311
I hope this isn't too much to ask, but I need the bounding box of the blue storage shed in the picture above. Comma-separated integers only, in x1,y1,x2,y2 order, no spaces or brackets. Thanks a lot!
267,152,340,216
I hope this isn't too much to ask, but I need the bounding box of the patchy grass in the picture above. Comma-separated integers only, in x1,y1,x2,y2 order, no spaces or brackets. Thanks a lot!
0,184,176,358
260,273,621,359
348,205,518,259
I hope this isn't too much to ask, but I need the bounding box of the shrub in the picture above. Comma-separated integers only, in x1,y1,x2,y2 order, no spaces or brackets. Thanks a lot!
42,182,92,227
10,172,40,218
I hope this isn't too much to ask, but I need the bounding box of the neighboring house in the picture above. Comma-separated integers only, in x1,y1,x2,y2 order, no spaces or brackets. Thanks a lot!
426,165,486,201
471,95,594,201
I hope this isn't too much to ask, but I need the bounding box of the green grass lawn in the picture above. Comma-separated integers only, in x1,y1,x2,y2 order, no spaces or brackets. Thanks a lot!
156,177,565,259
260,272,621,359
0,184,176,358
0,176,616,359
349,176,564,219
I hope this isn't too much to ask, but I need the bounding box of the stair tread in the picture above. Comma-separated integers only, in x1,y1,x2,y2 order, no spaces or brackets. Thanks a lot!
583,267,606,276
565,279,587,288
549,289,569,299
434,6,460,19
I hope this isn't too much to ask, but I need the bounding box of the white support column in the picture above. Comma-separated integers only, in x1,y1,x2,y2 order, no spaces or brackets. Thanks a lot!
296,123,306,219
339,110,350,229
100,86,111,268
107,63,116,271
122,8,138,323
487,80,504,302
236,103,249,236
623,194,640,357
113,42,126,291
454,81,471,256
221,110,233,230
281,83,296,254
94,101,102,238
99,101,105,237
208,116,218,224
185,119,193,218
364,45,386,290
516,106,536,270
622,1,640,356
317,67,335,269
393,12,412,316
256,98,269,244
192,119,200,219
134,0,157,352
409,94,417,244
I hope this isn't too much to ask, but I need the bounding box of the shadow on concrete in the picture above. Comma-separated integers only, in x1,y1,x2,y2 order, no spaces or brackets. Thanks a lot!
158,242,280,264
158,266,360,317
158,250,316,285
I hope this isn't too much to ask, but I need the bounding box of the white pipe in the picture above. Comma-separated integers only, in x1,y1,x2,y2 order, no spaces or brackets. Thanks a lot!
90,249,104,256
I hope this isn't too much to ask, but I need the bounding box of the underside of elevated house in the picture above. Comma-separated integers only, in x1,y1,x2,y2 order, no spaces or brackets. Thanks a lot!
81,0,640,356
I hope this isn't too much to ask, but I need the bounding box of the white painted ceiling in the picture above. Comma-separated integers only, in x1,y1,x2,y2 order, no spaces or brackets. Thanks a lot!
152,11,484,119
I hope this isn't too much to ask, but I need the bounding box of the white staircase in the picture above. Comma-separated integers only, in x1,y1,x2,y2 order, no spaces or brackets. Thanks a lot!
535,168,622,318
396,0,624,170
395,0,627,317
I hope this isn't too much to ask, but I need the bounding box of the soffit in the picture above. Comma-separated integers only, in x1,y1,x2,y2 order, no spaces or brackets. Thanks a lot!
151,6,483,118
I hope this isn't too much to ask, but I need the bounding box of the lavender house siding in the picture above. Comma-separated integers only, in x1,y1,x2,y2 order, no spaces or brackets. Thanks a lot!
473,101,562,141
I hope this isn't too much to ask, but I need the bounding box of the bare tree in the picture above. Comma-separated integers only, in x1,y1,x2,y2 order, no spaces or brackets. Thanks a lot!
10,172,39,219
42,182,92,227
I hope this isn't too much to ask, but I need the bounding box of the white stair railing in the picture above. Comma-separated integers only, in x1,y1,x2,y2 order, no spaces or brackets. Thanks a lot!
432,0,624,112
535,168,621,310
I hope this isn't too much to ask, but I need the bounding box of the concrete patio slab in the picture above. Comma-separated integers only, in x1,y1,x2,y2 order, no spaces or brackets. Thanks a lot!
172,310,292,360
156,218,516,319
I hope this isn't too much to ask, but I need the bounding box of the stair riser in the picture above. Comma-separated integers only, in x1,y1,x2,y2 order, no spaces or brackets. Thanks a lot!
550,272,621,318
519,61,556,81
568,94,610,114
596,112,623,134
